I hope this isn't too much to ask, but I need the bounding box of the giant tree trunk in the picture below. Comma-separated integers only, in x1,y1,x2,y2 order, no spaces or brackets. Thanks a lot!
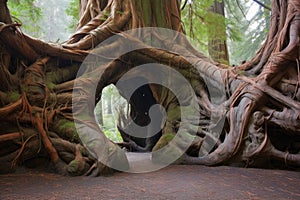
0,0,299,176
208,0,229,65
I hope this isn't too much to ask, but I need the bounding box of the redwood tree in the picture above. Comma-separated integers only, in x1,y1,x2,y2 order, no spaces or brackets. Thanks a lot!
0,0,299,176
208,0,229,65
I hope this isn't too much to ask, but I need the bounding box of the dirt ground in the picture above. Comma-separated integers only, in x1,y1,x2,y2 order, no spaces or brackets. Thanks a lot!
1,162,300,200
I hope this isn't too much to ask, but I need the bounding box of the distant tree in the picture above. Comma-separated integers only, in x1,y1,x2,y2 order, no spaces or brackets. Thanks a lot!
182,0,221,55
36,0,75,42
181,0,235,64
8,0,76,42
65,0,80,31
227,0,271,65
208,0,229,64
7,0,42,37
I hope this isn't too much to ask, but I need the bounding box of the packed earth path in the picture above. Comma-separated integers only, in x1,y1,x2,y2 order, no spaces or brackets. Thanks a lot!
1,154,300,200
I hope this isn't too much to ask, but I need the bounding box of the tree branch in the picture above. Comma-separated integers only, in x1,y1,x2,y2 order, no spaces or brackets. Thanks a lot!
181,0,188,10
252,0,271,11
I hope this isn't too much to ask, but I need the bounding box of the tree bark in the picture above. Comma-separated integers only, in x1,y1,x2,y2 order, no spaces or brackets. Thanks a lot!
208,0,230,65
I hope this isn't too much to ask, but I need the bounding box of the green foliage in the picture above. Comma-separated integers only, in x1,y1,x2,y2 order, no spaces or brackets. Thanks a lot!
181,0,215,55
65,0,80,30
225,0,271,65
99,113,123,143
95,85,127,143
181,0,271,65
181,0,232,59
7,0,42,37
102,127,123,143
7,0,79,42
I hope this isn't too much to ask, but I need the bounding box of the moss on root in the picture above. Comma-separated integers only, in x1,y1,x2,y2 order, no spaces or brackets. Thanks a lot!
54,119,79,142
152,133,175,151
67,159,90,176
7,91,20,102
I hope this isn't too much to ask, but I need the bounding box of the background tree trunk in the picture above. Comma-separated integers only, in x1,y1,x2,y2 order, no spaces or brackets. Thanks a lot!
208,0,230,65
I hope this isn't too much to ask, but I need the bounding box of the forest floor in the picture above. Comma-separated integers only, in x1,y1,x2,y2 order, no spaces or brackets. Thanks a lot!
0,154,300,200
